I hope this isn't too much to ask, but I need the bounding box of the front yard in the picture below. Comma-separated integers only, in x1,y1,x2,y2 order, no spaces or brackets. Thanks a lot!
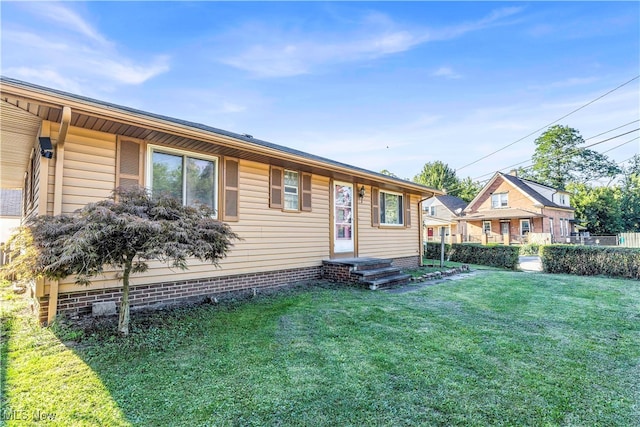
1,271,638,426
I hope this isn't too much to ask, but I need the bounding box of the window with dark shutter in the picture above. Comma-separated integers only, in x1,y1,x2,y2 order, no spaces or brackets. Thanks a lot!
270,166,283,209
116,138,143,189
371,187,380,226
223,158,239,221
301,173,312,212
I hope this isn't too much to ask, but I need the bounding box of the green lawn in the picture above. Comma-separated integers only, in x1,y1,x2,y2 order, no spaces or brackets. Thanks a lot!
1,272,639,426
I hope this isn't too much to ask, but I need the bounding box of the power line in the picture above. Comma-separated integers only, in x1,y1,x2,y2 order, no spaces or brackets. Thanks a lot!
601,136,639,154
583,128,639,149
584,119,639,141
455,74,640,172
470,127,639,181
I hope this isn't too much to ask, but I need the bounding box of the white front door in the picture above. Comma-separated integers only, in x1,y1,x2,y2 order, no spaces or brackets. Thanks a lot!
333,182,354,254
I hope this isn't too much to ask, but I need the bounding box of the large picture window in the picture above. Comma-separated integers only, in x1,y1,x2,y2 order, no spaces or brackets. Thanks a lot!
380,191,403,225
149,146,218,214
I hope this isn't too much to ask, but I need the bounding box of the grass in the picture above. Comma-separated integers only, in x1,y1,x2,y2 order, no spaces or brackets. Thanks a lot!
1,272,639,426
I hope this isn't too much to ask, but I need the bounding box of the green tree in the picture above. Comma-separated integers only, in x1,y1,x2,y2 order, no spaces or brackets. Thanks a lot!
413,161,459,193
528,125,620,189
16,186,238,335
567,183,623,234
412,161,480,202
456,177,483,202
620,154,640,231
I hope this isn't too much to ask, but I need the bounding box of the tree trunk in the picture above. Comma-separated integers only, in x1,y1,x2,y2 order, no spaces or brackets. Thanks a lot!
118,259,133,336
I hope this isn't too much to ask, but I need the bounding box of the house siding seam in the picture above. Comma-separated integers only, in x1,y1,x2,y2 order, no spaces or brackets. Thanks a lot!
37,266,322,324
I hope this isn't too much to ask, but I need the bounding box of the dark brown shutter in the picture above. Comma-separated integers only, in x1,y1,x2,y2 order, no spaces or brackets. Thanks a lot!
301,173,312,212
223,158,239,221
116,138,143,189
404,193,411,227
270,166,283,209
371,187,380,227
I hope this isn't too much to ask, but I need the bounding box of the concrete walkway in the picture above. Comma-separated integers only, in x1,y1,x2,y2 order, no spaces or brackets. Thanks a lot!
519,256,542,272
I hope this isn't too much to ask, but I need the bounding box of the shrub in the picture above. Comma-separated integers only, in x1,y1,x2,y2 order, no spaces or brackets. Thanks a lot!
519,243,542,256
540,245,640,279
424,242,451,261
449,244,520,270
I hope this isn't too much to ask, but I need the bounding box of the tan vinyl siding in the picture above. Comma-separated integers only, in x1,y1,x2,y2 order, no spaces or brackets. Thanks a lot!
358,190,419,259
49,125,117,214
57,160,330,293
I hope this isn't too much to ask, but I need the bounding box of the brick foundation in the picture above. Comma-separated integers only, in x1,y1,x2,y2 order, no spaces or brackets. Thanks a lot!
39,266,322,323
391,255,420,269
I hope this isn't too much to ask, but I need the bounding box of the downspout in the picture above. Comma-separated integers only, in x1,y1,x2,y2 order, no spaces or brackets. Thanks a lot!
418,193,435,267
47,106,71,325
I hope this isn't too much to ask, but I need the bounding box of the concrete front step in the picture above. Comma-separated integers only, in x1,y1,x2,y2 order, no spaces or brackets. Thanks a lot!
365,273,412,290
322,257,410,290
352,266,401,281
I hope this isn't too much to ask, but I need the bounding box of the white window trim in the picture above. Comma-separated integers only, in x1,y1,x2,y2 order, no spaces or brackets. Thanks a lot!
283,169,300,211
380,190,404,226
520,219,531,235
146,144,219,216
549,218,554,237
483,220,492,234
491,193,508,209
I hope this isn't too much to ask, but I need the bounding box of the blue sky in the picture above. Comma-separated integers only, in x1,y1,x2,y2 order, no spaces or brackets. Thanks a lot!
2,1,638,184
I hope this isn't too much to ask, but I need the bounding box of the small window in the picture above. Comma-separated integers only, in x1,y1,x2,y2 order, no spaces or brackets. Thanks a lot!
283,170,299,211
429,206,436,216
549,218,554,237
149,146,218,214
491,193,508,208
483,220,492,233
380,191,403,225
520,219,531,235
270,166,312,212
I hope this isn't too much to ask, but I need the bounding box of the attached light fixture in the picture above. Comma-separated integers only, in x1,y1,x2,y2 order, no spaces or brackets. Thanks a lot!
358,185,366,202
39,137,53,159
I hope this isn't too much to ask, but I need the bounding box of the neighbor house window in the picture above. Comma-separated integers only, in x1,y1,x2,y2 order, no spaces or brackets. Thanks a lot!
491,193,508,208
549,218,554,237
149,146,218,214
520,219,531,235
283,170,299,211
483,221,492,233
380,191,403,225
429,206,436,216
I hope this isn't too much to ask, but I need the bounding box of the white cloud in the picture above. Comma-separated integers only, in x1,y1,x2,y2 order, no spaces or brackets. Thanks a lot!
86,57,170,85
219,7,524,78
3,67,83,94
3,3,169,90
22,2,110,47
432,67,462,79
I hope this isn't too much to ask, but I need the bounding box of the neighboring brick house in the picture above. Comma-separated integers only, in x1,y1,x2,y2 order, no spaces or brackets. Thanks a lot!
460,171,574,245
423,195,467,243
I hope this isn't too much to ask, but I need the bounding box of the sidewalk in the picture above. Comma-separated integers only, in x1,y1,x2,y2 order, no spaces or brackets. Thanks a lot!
519,256,542,272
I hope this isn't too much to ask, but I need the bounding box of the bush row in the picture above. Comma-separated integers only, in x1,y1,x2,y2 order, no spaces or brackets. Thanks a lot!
540,245,640,279
424,242,520,270
424,242,451,260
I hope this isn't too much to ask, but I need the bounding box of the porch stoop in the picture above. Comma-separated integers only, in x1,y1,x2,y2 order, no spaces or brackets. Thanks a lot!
322,258,411,290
